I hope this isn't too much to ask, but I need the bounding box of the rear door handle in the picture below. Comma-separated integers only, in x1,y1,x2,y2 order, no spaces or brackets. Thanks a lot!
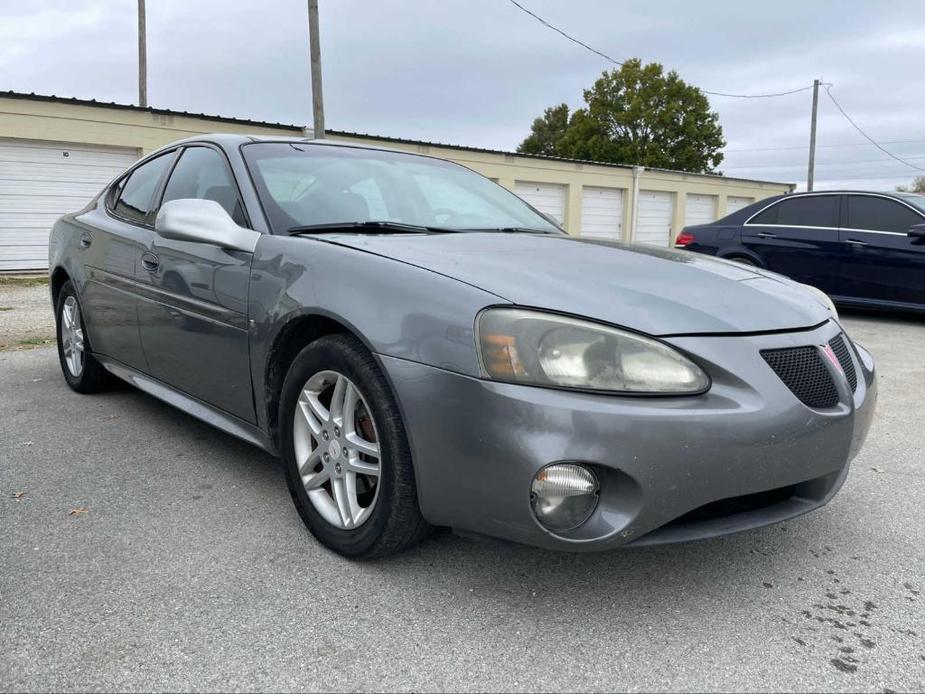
141,252,160,272
756,232,777,239
844,239,868,247
79,232,92,248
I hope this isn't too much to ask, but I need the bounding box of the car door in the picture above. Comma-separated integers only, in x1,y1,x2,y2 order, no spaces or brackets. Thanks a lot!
80,150,177,371
135,144,257,423
839,193,925,306
741,194,843,295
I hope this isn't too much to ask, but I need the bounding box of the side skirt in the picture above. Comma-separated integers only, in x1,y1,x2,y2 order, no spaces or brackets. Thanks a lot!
96,354,277,455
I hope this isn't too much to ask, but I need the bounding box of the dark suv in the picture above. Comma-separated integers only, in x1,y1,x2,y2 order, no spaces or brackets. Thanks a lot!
676,191,925,312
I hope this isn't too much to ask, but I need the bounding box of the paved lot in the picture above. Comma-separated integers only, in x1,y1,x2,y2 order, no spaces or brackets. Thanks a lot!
1,311,923,692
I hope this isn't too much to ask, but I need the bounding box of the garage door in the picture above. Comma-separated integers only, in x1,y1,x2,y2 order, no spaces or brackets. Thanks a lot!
580,186,624,241
635,190,674,246
684,193,717,227
514,181,566,225
0,139,138,271
727,195,754,215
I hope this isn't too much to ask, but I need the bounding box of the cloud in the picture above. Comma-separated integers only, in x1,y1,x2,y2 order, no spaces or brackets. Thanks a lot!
1,0,923,190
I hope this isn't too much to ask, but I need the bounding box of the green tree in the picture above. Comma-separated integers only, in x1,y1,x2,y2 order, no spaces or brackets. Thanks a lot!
896,176,925,193
517,103,570,157
517,59,726,173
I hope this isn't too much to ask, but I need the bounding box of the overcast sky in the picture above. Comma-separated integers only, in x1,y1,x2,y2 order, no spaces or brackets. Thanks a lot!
2,0,924,190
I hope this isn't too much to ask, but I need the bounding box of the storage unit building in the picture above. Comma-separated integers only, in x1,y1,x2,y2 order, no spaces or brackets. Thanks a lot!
0,91,793,271
513,181,566,225
635,191,675,246
0,139,138,270
579,186,624,241
684,193,718,227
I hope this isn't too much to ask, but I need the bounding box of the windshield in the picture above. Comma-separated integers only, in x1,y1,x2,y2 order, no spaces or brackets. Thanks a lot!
897,193,925,214
242,142,562,235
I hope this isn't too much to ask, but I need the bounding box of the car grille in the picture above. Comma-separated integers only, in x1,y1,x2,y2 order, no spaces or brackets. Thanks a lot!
828,334,858,392
761,346,839,408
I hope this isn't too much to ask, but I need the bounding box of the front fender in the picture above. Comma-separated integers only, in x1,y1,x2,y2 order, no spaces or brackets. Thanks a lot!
247,234,508,433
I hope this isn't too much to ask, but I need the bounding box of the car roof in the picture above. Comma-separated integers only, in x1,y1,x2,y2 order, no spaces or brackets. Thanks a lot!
156,133,411,156
782,189,910,197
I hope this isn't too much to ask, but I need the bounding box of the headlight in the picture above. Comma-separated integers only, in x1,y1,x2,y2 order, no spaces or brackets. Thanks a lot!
800,283,839,320
476,308,709,394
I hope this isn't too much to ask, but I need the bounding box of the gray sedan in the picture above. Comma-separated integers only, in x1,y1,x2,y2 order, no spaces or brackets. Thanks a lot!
48,135,877,558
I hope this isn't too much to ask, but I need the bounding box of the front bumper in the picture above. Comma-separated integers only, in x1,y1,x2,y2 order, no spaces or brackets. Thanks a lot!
379,320,876,551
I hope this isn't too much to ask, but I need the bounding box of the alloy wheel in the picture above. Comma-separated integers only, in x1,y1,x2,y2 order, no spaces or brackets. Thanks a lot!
60,295,85,378
293,370,381,529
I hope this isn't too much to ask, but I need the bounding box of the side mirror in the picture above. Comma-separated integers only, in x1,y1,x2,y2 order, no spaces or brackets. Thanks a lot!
155,199,260,253
908,222,925,239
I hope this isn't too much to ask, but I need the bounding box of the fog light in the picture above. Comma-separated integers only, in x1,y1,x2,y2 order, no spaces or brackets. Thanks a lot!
531,464,599,532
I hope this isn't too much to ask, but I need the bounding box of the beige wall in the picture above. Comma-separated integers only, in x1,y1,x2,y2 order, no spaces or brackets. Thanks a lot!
1,95,793,245
0,96,301,156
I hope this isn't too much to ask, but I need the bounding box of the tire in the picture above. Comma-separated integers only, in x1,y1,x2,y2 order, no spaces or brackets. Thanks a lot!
55,280,113,393
280,334,431,559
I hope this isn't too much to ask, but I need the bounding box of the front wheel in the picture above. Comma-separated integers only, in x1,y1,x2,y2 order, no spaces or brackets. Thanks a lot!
55,281,112,393
279,334,430,559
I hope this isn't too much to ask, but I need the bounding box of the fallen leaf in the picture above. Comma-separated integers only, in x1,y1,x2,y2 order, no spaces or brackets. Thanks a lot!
11,491,26,500
871,467,884,474
68,507,88,517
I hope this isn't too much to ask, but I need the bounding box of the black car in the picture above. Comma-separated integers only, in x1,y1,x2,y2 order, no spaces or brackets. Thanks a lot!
676,191,925,312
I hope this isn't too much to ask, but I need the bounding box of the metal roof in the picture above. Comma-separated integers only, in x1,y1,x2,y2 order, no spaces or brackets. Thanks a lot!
1,90,793,188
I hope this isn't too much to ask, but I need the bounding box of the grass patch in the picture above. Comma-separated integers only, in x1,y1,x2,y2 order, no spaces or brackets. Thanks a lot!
0,306,13,312
0,275,49,287
18,336,55,346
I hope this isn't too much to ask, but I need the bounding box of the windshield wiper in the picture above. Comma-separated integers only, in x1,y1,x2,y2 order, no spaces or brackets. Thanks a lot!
464,227,560,234
287,221,455,235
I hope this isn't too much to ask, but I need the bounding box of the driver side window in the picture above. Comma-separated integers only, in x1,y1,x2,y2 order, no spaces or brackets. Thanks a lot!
160,146,246,226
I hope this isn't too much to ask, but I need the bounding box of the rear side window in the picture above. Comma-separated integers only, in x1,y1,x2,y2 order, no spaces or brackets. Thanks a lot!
846,195,923,233
112,152,174,224
750,196,838,227
160,146,246,226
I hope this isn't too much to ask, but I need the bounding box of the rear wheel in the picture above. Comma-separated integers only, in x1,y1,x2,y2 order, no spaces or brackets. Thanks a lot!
55,281,112,393
280,334,430,559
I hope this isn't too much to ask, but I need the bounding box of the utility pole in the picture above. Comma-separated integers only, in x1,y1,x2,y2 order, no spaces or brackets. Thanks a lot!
806,78,820,191
308,0,325,138
138,0,147,108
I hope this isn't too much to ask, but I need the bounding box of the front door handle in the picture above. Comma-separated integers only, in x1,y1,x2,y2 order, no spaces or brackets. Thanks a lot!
141,252,160,272
844,239,868,247
79,232,92,248
756,232,777,239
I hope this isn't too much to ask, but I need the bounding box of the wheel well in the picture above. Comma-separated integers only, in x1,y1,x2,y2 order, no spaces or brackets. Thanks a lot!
50,267,70,307
264,314,353,447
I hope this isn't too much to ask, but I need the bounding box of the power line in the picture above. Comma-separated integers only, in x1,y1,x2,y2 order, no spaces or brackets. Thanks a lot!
823,85,925,174
505,0,623,69
504,0,814,99
812,172,925,182
723,138,925,154
723,153,925,171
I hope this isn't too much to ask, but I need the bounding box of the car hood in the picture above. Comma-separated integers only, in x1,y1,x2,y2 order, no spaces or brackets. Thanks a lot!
325,233,831,336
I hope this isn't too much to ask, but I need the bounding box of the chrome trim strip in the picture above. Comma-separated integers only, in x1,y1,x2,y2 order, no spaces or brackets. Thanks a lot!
743,191,925,229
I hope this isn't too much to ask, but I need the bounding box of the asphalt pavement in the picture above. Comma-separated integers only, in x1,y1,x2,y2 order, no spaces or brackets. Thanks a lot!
1,311,923,692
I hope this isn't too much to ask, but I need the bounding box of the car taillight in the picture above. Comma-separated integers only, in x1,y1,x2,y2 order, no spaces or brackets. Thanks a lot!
675,232,695,247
